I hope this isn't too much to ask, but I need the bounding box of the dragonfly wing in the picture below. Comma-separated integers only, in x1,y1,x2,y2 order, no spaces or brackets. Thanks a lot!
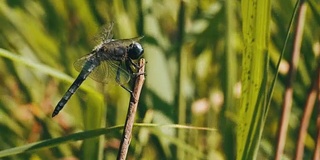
93,22,114,43
73,53,94,72
111,36,144,46
88,61,109,83
73,53,107,83
78,60,130,85
107,60,131,85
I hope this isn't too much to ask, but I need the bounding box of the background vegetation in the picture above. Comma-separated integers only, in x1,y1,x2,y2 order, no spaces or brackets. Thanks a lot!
0,0,319,159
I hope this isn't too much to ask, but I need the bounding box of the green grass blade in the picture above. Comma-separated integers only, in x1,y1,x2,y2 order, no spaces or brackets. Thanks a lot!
265,0,301,119
81,93,105,160
0,126,122,158
237,0,271,159
0,48,99,95
0,48,105,159
0,123,215,158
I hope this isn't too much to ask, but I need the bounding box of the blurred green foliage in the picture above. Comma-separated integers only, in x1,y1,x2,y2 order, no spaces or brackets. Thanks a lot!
0,0,319,159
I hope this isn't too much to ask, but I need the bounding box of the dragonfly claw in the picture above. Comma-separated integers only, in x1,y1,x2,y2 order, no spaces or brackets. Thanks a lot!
120,84,133,94
133,71,146,78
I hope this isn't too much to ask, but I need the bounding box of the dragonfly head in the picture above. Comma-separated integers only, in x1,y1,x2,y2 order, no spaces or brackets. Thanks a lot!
128,42,144,59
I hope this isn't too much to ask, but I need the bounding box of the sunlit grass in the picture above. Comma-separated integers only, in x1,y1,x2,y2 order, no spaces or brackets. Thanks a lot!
0,0,318,159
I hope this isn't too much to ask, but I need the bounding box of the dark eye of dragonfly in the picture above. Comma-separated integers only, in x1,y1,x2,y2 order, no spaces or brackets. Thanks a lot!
128,42,144,60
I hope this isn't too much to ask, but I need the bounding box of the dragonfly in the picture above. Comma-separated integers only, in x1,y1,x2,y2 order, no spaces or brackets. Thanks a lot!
52,23,144,117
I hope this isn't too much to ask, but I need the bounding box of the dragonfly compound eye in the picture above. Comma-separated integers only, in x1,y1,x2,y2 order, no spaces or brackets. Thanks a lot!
128,42,144,59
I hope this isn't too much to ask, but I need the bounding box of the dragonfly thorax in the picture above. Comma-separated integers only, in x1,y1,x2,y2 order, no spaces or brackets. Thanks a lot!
128,42,144,59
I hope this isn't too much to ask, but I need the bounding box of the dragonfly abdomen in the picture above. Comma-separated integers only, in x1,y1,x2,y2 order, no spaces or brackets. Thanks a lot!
52,62,97,117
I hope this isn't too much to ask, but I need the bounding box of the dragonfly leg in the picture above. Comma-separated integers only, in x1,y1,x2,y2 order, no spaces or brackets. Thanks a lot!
128,58,146,69
116,64,133,94
119,84,137,103
119,84,133,94
128,58,139,69
126,59,146,78
132,71,146,77
116,64,138,102
120,84,137,102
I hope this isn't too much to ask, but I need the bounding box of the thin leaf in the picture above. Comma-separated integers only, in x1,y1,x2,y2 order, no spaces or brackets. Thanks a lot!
237,0,271,159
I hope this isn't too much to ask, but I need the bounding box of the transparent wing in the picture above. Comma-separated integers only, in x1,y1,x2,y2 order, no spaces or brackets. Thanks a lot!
93,22,114,44
87,60,131,84
73,53,108,82
87,61,110,83
73,55,131,84
106,60,131,85
73,53,94,72
111,36,144,46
